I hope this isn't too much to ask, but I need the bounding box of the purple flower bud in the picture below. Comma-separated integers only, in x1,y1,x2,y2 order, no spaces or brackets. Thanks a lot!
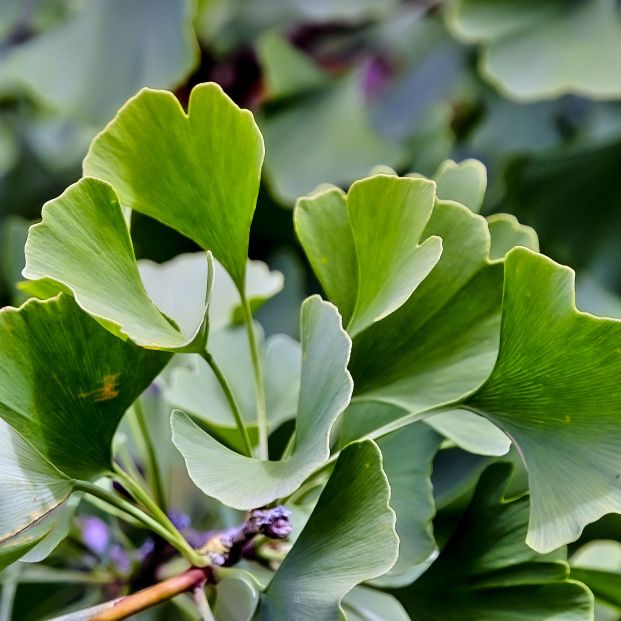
251,506,292,539
80,516,110,555
167,509,191,532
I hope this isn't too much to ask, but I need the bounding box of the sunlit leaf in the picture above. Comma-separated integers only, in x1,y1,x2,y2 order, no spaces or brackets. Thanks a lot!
487,213,539,260
83,82,264,288
433,158,487,213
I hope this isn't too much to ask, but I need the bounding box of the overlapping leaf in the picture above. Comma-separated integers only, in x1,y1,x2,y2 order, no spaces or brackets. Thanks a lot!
447,0,621,101
397,463,593,620
433,158,487,213
172,295,352,509
83,82,264,288
259,441,398,620
23,178,212,351
295,174,442,336
0,0,197,125
465,248,621,553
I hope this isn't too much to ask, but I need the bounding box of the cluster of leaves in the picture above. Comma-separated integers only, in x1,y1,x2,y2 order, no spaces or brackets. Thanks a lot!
1,81,621,620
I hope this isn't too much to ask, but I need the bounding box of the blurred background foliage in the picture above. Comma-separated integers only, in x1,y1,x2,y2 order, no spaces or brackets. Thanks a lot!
1,0,621,321
1,0,621,618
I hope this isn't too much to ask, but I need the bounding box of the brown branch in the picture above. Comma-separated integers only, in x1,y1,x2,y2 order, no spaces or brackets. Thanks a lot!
90,567,214,621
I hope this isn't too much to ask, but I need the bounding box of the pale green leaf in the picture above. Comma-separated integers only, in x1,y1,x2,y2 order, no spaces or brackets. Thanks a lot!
397,463,594,620
172,295,352,509
466,248,621,553
0,294,170,479
426,409,511,456
262,75,406,203
433,158,487,213
215,571,260,621
0,0,197,124
447,0,621,101
343,586,410,621
487,213,539,260
23,177,211,351
83,82,264,288
138,252,283,335
259,441,398,620
295,175,442,336
0,418,71,548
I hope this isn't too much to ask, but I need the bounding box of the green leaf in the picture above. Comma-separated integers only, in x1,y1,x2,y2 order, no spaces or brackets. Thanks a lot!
343,586,410,621
426,409,511,457
396,463,594,620
0,418,71,553
215,571,260,621
0,294,170,479
571,541,621,610
447,0,621,101
257,31,328,99
172,295,352,509
350,199,503,413
23,178,212,352
487,213,539,260
295,175,442,336
374,422,442,587
166,327,300,450
465,247,621,553
433,158,487,213
83,82,264,288
138,252,283,334
259,441,398,620
262,75,406,203
0,0,197,125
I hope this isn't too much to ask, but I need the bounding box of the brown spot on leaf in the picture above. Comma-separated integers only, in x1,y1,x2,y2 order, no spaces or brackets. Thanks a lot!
78,374,120,402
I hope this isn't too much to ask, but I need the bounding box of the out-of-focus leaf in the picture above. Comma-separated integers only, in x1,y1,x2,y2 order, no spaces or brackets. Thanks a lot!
258,31,327,99
259,441,398,620
0,294,169,479
138,252,283,335
0,0,197,124
397,463,594,620
433,158,487,213
466,248,621,553
295,175,442,336
486,213,539,260
84,83,263,289
447,0,621,101
215,571,260,621
23,178,213,352
172,296,352,509
262,75,406,203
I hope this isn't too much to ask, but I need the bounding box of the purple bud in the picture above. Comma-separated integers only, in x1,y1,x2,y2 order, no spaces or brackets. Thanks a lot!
167,509,191,532
109,544,131,574
251,506,292,539
80,517,110,555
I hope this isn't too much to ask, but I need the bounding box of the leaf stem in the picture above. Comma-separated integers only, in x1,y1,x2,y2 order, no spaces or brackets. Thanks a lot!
241,293,268,460
201,350,254,457
131,396,167,511
193,586,216,621
90,567,214,621
73,479,205,567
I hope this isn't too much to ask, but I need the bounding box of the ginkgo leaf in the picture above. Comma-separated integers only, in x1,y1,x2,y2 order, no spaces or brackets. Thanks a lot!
0,0,197,125
0,294,170,479
23,178,212,352
350,199,503,413
465,248,621,553
433,158,487,213
295,174,443,336
447,0,621,101
259,441,398,620
397,463,594,620
83,82,264,289
172,295,352,509
138,252,283,335
487,213,539,260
